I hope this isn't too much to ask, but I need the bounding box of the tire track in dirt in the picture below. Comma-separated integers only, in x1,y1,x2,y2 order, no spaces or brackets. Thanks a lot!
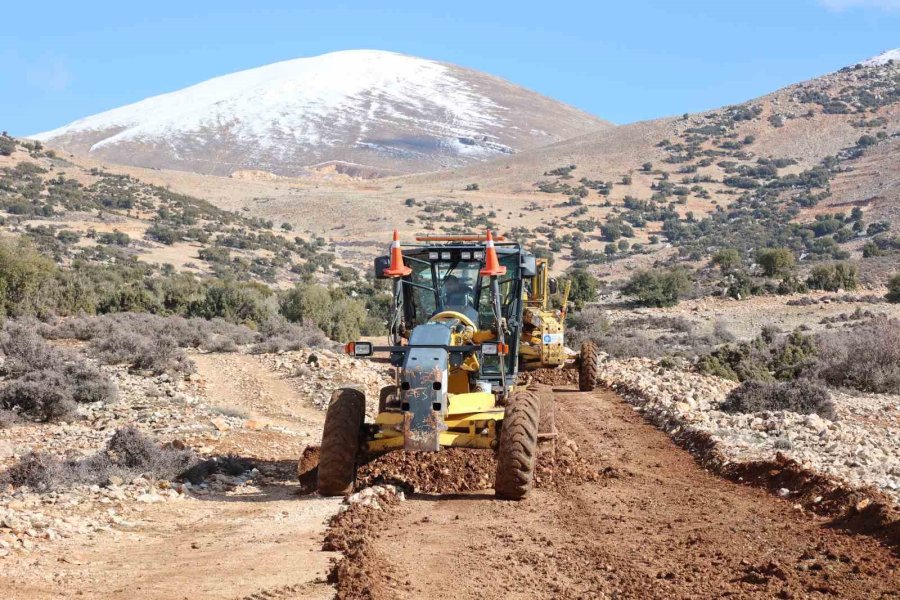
340,386,900,599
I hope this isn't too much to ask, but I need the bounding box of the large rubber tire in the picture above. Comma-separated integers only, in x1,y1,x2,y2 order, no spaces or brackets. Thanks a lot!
579,341,600,392
378,385,398,414
317,388,365,496
494,391,540,500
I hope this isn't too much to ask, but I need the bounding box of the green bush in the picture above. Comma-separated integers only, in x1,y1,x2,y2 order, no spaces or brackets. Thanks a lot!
887,273,900,303
189,280,274,326
0,240,62,318
0,135,15,156
757,248,795,277
560,269,599,310
697,328,818,383
711,248,741,273
806,262,857,291
97,231,130,246
279,284,369,342
622,267,692,307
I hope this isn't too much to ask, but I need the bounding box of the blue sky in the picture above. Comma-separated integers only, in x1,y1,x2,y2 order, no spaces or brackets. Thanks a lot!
3,0,899,136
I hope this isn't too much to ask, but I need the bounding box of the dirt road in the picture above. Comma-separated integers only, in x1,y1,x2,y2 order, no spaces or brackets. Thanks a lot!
345,386,900,599
5,360,898,600
3,353,340,600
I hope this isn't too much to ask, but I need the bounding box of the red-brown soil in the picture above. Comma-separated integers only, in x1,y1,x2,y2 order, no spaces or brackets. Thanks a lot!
329,386,900,599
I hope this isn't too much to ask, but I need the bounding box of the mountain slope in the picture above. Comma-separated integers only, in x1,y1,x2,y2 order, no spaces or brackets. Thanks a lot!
31,50,609,177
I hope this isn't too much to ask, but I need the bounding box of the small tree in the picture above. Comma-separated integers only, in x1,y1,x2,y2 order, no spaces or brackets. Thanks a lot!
601,222,622,242
464,183,479,191
807,262,858,292
622,267,692,307
0,135,15,157
857,135,877,148
562,268,599,310
641,162,653,172
711,248,741,273
757,248,795,277
886,274,900,303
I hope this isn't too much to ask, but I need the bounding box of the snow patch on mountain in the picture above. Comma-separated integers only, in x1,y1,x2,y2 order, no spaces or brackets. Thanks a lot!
859,49,900,67
29,49,607,176
33,50,504,151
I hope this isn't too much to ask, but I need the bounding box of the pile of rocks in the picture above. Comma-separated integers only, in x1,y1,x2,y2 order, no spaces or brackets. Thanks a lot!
342,484,405,511
0,477,187,557
260,348,393,415
598,355,900,504
0,365,217,463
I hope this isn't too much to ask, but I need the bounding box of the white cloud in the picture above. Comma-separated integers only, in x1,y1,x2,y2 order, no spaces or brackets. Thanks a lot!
819,0,900,11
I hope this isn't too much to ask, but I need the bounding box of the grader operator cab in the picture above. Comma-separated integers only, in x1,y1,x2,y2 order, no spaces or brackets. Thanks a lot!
316,230,599,500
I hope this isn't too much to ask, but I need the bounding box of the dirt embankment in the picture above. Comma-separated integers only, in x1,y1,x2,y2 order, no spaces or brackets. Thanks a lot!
325,385,900,600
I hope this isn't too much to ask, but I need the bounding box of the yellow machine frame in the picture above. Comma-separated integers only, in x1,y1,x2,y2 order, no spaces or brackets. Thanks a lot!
518,258,572,369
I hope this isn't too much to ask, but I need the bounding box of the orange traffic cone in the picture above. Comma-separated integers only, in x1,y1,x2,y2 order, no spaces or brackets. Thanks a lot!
479,229,506,277
382,230,412,277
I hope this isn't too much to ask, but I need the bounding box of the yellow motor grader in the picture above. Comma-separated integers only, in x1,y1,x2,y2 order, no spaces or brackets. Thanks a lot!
316,231,599,500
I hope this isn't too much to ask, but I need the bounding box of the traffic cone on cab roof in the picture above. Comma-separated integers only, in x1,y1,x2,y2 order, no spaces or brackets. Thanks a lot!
480,229,507,277
382,230,412,277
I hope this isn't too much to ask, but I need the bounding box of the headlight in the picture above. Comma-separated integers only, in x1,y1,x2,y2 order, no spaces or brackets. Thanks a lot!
481,342,508,356
345,341,373,357
481,342,499,355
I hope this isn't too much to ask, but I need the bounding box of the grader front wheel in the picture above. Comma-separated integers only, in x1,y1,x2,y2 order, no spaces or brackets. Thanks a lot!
579,341,600,392
317,388,365,496
495,391,540,500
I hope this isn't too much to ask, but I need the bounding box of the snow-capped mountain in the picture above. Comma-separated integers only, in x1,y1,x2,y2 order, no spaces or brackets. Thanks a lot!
860,49,900,67
31,50,609,177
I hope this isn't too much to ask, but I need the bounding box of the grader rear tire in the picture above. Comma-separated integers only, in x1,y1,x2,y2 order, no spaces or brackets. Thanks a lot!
495,391,540,500
317,388,365,496
579,341,600,392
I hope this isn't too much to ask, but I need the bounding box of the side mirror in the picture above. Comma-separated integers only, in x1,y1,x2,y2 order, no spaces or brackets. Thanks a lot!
548,278,559,294
374,256,391,279
520,254,537,277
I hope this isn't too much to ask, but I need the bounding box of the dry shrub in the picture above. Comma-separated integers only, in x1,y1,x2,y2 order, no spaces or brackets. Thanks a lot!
45,313,256,353
0,322,118,422
1,320,63,375
569,307,729,359
0,370,78,422
45,312,331,361
0,427,201,492
89,329,194,376
0,409,18,428
815,317,900,393
721,380,836,420
250,315,333,354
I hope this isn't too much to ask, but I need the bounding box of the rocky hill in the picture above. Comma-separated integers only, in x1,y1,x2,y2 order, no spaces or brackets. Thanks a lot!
30,50,609,177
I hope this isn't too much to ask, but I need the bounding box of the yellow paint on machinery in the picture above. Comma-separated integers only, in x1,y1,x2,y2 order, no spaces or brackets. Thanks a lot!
369,391,503,452
364,258,571,454
519,258,572,369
